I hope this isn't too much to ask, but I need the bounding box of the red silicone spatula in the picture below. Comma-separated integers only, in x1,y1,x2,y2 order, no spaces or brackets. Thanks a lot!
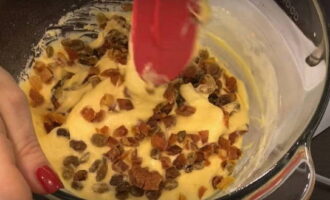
132,0,198,83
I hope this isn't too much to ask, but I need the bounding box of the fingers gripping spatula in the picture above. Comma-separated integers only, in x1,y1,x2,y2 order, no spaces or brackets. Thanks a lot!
132,0,198,83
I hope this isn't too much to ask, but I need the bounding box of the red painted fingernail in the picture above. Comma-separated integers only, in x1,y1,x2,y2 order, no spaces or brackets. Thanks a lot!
36,165,64,193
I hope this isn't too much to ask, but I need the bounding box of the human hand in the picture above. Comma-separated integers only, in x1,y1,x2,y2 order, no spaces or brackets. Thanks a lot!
0,67,63,200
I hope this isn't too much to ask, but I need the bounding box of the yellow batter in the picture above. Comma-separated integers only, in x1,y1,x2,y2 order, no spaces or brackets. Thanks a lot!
20,12,249,200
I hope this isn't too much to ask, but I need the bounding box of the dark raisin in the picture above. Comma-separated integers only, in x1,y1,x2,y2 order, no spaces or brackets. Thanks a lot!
129,185,144,197
61,39,85,51
92,182,110,193
63,155,80,167
208,93,219,106
112,160,129,173
175,105,196,116
117,99,134,110
71,181,83,190
219,94,236,106
96,158,108,182
199,49,209,61
79,55,98,66
105,145,124,162
91,133,109,147
187,152,197,165
110,174,124,186
120,137,139,147
116,181,130,200
176,93,185,107
166,145,182,155
89,159,101,173
160,156,172,169
114,125,128,137
69,140,87,152
163,179,178,190
162,115,176,128
56,128,70,139
165,167,180,179
177,131,186,143
225,76,237,93
212,176,223,189
150,148,161,160
163,84,178,104
62,166,74,180
173,154,187,170
145,190,161,200
73,170,88,181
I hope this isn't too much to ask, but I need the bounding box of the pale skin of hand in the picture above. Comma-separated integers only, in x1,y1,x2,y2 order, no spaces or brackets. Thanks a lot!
0,67,63,200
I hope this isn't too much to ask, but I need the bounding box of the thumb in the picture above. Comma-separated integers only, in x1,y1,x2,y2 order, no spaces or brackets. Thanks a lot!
0,67,63,194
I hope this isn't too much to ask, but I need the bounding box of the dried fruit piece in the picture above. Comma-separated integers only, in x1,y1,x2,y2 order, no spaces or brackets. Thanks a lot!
150,148,160,160
89,159,101,173
93,110,105,123
198,186,207,199
116,181,130,200
202,59,222,79
228,131,239,145
29,75,43,91
168,134,177,146
112,160,129,173
160,156,171,169
101,68,123,85
96,12,108,28
114,125,128,137
177,131,186,143
117,99,134,111
79,152,90,164
189,134,201,143
98,126,109,134
96,158,108,182
129,166,163,190
218,137,231,150
100,93,116,110
110,174,124,186
80,107,95,122
186,152,197,165
225,76,237,93
166,145,182,156
151,132,167,151
108,136,120,147
173,154,187,170
120,137,139,147
130,185,144,197
162,115,176,128
181,64,203,85
56,128,70,139
91,133,109,147
71,181,83,190
175,105,196,116
212,176,223,189
62,166,74,180
63,155,80,167
165,167,180,179
163,179,178,190
197,74,217,94
73,170,88,181
69,140,87,152
228,146,241,160
29,88,44,107
163,84,178,104
39,67,54,84
184,165,194,173
219,94,236,106
105,145,124,162
92,182,110,193
88,75,102,87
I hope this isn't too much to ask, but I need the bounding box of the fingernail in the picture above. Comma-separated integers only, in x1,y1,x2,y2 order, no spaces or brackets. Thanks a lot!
36,165,64,193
